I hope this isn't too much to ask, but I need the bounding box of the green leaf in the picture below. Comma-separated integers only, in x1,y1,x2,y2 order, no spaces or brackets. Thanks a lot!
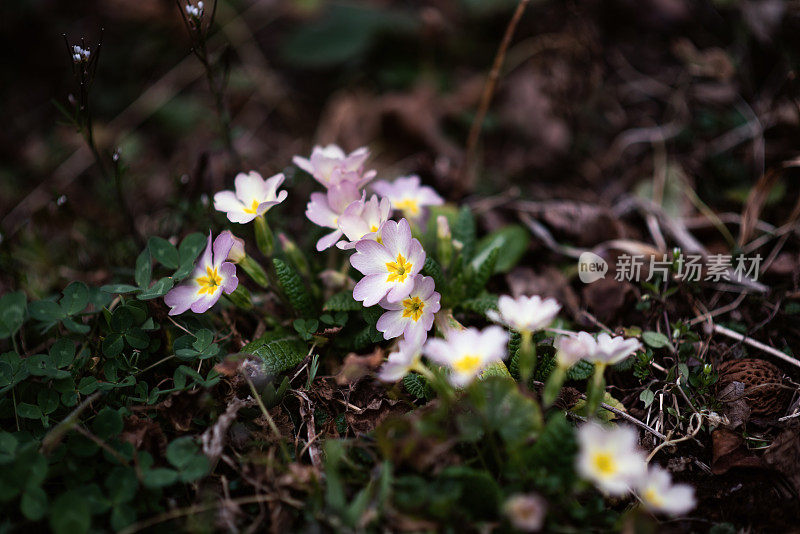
49,338,76,368
17,402,42,420
60,282,89,315
323,291,363,312
106,467,138,504
281,4,416,68
452,205,477,261
192,329,213,352
29,300,65,323
0,291,26,339
148,236,180,269
102,333,125,358
466,246,499,297
27,354,57,377
242,329,308,375
474,225,530,273
124,328,150,350
166,437,198,468
142,468,179,488
273,258,317,317
111,307,135,333
643,331,671,349
50,491,90,534
137,277,174,300
178,232,207,264
78,376,99,395
403,373,432,400
566,360,595,381
458,294,499,315
37,389,60,415
110,504,136,531
421,257,445,291
62,318,90,334
135,248,152,289
100,284,139,294
92,407,123,439
640,389,655,407
20,486,47,520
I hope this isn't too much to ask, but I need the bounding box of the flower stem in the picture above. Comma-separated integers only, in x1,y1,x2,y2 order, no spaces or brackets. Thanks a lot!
239,256,270,288
518,330,536,386
542,364,567,407
585,363,607,417
254,215,275,257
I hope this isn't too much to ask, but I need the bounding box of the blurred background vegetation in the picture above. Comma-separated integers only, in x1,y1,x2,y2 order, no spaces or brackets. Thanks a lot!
2,0,799,297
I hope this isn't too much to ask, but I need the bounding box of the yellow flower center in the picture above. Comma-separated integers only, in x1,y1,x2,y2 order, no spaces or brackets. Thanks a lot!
591,452,617,477
242,199,261,214
196,266,223,295
643,488,663,507
386,253,413,283
452,354,482,374
370,224,379,233
401,296,425,321
394,198,420,215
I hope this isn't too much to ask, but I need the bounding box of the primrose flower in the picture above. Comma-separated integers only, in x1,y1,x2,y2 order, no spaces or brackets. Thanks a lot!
554,331,596,368
305,182,362,251
376,275,440,341
213,171,287,224
336,195,392,250
372,175,443,221
293,144,375,189
576,423,647,496
636,466,696,516
487,295,561,333
377,330,425,382
423,326,509,387
350,218,425,306
555,332,641,366
163,232,238,315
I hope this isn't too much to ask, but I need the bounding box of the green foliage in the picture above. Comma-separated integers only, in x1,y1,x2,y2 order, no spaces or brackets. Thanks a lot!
281,4,417,68
421,256,446,291
474,225,530,274
567,360,595,381
274,258,317,318
323,290,363,311
0,292,27,339
403,372,433,400
242,328,308,375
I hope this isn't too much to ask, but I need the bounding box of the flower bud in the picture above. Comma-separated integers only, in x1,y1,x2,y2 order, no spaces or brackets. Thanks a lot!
436,215,451,240
504,494,547,532
227,234,247,264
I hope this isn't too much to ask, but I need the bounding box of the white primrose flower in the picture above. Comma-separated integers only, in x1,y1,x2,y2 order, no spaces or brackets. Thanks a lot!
423,326,509,387
372,175,443,221
293,144,375,189
487,294,561,333
376,275,440,341
554,331,596,368
350,218,425,306
576,422,647,496
377,330,425,382
335,194,392,250
556,331,641,367
636,466,696,516
305,182,362,251
213,171,288,224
